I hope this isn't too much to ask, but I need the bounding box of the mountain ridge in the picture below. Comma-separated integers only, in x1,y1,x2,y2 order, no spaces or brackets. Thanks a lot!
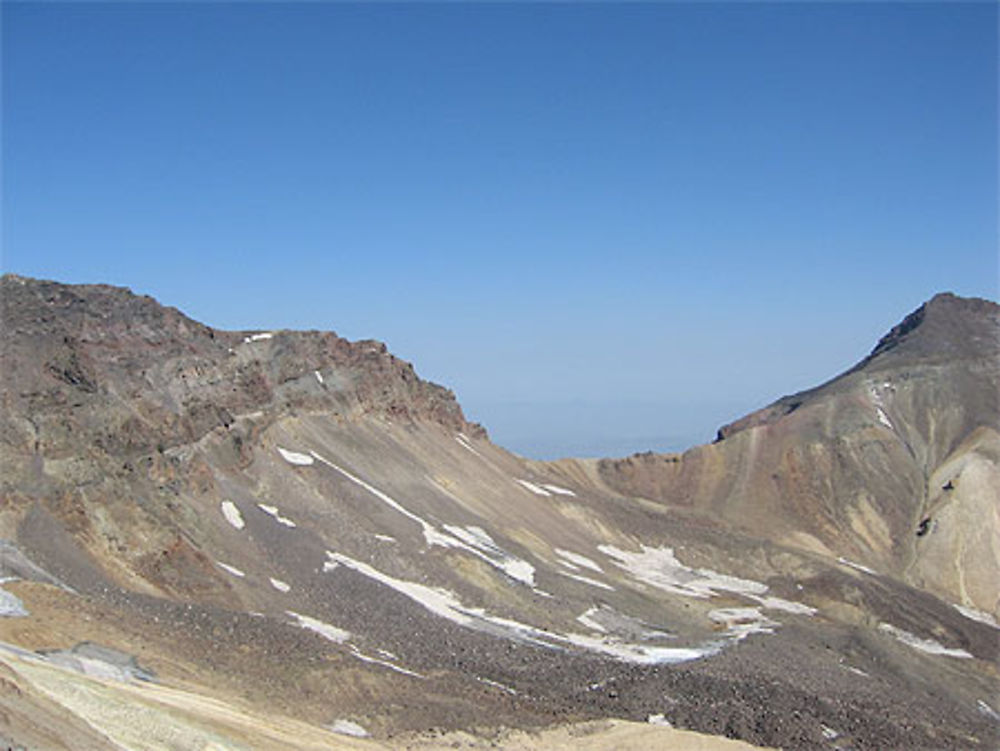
0,274,997,750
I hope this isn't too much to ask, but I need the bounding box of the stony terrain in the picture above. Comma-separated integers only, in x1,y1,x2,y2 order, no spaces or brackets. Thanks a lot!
0,275,997,750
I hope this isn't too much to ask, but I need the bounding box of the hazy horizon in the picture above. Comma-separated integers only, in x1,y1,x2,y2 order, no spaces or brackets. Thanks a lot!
3,3,996,459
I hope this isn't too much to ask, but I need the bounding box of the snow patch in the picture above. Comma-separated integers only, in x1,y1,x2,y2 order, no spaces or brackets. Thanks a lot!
0,582,28,617
311,451,441,544
955,604,999,629
977,699,1000,723
837,557,878,576
556,549,603,573
269,577,291,593
541,484,576,496
647,713,671,727
561,631,721,665
215,561,245,578
839,662,869,677
349,646,423,678
314,370,324,384
442,524,536,587
257,504,297,528
374,534,396,543
477,677,517,694
220,501,245,530
867,381,896,431
287,611,350,643
325,551,479,629
577,607,608,633
821,725,840,740
878,623,972,658
455,434,483,458
599,544,767,599
515,479,552,496
328,719,369,738
325,551,721,665
311,451,537,587
558,571,615,591
243,332,273,343
277,447,314,466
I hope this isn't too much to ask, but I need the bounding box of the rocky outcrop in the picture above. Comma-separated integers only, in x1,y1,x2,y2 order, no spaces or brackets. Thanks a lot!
0,274,484,462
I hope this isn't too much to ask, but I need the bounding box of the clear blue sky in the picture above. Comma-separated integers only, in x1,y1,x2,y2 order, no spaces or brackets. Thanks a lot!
3,2,997,458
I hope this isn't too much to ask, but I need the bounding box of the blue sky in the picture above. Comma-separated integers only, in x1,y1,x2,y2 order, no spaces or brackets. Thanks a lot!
3,2,997,458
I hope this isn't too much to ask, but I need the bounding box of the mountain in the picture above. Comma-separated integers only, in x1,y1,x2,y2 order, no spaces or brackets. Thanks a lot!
0,275,997,751
596,292,1000,616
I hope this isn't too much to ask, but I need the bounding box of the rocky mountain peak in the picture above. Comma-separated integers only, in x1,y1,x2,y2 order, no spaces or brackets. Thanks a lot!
862,291,999,367
713,292,998,442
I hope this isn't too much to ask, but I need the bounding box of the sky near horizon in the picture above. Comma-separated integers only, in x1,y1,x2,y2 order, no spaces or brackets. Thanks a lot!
3,2,997,458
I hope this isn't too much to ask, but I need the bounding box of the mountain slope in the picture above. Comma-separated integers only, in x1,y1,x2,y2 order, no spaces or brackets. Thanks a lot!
595,293,1000,617
1,276,997,750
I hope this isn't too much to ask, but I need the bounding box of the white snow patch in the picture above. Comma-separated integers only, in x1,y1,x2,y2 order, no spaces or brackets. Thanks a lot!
455,434,483,458
977,699,1000,723
442,524,536,587
349,646,423,678
243,332,273,343
287,611,350,643
558,571,615,591
325,552,476,628
325,551,724,665
374,534,396,543
311,451,442,544
215,561,245,578
556,549,603,573
269,577,291,593
0,583,28,617
311,451,537,586
328,719,369,738
277,447,314,466
541,484,576,496
821,725,840,740
647,713,672,727
955,604,999,629
577,607,608,633
515,479,552,496
477,677,517,694
257,503,297,528
562,631,721,665
837,556,878,576
220,501,245,530
314,370,324,384
878,623,972,658
839,661,869,677
867,381,895,430
599,544,767,599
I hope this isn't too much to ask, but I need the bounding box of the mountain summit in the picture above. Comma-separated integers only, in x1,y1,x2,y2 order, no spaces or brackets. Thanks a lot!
0,276,997,750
